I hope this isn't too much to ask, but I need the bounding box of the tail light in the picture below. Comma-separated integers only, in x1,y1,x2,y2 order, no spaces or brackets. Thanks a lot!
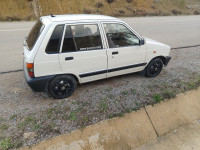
26,63,34,78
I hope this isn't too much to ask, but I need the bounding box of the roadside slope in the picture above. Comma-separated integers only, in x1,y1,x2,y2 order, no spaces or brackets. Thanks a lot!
0,0,199,21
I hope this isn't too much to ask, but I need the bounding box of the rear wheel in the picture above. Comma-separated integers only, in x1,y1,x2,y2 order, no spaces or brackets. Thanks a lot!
146,58,163,78
48,75,77,99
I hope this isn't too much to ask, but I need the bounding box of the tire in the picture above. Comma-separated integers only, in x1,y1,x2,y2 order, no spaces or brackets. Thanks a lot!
48,75,77,99
145,58,163,78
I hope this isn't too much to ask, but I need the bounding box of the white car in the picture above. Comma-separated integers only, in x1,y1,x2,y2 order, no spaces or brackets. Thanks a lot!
24,14,171,99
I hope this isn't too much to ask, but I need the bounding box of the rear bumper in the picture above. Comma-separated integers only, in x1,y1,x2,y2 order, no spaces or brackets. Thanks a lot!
24,62,55,92
164,56,172,66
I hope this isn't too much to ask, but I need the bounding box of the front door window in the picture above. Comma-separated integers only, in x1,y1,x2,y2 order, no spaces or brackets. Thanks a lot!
103,23,140,48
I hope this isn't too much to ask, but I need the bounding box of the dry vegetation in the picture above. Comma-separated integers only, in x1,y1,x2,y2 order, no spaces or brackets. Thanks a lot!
0,0,199,21
0,0,35,21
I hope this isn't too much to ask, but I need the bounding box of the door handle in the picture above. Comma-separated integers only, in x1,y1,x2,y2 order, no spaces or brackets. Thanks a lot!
65,57,74,61
112,51,119,55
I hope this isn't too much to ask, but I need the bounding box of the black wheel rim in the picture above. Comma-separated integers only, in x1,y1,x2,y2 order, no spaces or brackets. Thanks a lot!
53,80,73,97
149,61,162,76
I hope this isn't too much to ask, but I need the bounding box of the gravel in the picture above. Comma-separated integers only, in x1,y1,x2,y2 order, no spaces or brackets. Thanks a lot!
0,46,200,149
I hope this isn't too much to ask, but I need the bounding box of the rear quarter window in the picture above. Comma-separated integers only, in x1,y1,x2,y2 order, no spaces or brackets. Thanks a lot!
46,25,64,54
27,20,44,50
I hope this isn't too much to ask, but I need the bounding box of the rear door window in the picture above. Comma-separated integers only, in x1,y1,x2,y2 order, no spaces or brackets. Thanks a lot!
62,24,103,53
27,19,44,50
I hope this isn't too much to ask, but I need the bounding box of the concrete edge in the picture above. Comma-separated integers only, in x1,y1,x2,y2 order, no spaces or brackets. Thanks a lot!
20,87,200,150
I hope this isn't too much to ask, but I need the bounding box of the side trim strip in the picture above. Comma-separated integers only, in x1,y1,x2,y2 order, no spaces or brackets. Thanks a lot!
79,63,147,78
108,63,147,73
79,70,107,78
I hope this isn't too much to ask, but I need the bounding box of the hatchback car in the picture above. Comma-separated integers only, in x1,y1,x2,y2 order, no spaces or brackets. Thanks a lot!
24,14,171,99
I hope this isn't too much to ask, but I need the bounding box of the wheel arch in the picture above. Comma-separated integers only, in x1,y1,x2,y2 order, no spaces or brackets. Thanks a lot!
48,73,80,85
148,56,167,66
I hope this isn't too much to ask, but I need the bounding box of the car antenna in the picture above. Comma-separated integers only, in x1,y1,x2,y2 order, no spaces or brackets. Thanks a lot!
50,14,55,17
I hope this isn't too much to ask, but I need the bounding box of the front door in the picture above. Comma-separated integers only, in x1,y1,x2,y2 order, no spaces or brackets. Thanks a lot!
102,22,147,77
59,23,107,83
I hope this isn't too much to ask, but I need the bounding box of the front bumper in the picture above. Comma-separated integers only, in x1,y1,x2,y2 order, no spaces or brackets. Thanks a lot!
164,56,172,66
24,62,55,92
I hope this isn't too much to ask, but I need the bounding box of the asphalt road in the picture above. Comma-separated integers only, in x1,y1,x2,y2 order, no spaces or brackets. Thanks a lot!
0,15,199,73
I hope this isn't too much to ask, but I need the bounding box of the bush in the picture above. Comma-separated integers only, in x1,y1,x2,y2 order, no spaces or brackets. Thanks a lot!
106,0,114,3
171,9,182,15
95,0,103,8
194,10,200,15
126,0,132,3
83,7,95,14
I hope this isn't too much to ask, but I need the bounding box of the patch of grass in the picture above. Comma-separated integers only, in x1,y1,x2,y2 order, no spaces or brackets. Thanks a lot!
121,91,129,95
46,108,56,118
69,111,77,121
32,124,41,131
152,94,163,104
107,94,114,99
134,101,140,108
131,89,136,95
115,113,124,117
10,114,17,120
17,116,37,130
49,123,56,129
0,138,14,150
125,108,132,113
0,124,9,131
162,90,176,99
82,102,89,106
99,102,108,112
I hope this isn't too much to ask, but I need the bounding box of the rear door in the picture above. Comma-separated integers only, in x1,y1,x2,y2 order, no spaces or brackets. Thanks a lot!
59,22,108,83
102,22,147,78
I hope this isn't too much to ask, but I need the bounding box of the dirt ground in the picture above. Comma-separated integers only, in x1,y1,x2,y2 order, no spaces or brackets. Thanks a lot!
0,46,200,149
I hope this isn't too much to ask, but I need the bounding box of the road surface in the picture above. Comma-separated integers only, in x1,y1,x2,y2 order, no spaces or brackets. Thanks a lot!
0,15,199,72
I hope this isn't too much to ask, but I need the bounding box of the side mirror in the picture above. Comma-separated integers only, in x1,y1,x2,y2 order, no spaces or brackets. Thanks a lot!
140,39,145,45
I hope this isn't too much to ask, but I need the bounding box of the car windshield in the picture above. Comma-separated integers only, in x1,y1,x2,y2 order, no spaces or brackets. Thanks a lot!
26,19,44,50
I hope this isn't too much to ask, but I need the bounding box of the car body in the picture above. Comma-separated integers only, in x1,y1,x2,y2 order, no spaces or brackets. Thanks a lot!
23,14,171,99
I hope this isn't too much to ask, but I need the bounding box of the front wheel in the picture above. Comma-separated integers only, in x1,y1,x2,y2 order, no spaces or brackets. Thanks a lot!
48,75,77,99
145,58,163,78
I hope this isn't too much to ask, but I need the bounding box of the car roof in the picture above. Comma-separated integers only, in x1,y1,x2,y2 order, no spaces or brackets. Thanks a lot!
41,14,121,23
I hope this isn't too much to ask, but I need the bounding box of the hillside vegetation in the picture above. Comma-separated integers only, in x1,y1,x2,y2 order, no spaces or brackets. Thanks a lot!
0,0,199,21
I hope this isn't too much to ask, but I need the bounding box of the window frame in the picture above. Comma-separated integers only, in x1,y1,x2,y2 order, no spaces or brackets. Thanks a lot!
101,21,143,49
45,24,64,54
59,22,105,54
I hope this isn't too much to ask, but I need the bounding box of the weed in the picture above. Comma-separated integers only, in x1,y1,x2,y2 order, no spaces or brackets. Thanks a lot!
121,91,129,95
134,101,140,108
49,123,56,129
162,90,176,99
107,94,114,99
116,113,124,117
152,94,163,104
10,114,17,120
0,124,8,131
32,124,41,131
17,116,37,129
69,111,77,121
125,108,132,113
83,117,89,123
82,102,89,106
0,138,14,150
46,108,56,118
99,102,108,112
131,89,136,95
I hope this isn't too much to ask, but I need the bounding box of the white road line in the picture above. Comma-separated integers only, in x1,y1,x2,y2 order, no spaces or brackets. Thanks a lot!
0,28,30,32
